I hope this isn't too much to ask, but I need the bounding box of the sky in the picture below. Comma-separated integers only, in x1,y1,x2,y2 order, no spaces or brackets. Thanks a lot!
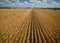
0,0,60,8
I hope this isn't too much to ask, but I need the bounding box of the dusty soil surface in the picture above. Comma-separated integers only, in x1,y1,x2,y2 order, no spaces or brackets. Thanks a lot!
0,9,60,43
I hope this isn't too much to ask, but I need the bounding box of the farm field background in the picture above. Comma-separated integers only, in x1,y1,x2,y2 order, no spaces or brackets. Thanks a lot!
0,8,60,43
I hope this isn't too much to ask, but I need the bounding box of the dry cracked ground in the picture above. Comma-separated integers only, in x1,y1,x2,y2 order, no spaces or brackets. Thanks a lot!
0,8,60,43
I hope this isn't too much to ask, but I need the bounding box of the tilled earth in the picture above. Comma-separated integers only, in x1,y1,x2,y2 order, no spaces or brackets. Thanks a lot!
0,9,60,43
